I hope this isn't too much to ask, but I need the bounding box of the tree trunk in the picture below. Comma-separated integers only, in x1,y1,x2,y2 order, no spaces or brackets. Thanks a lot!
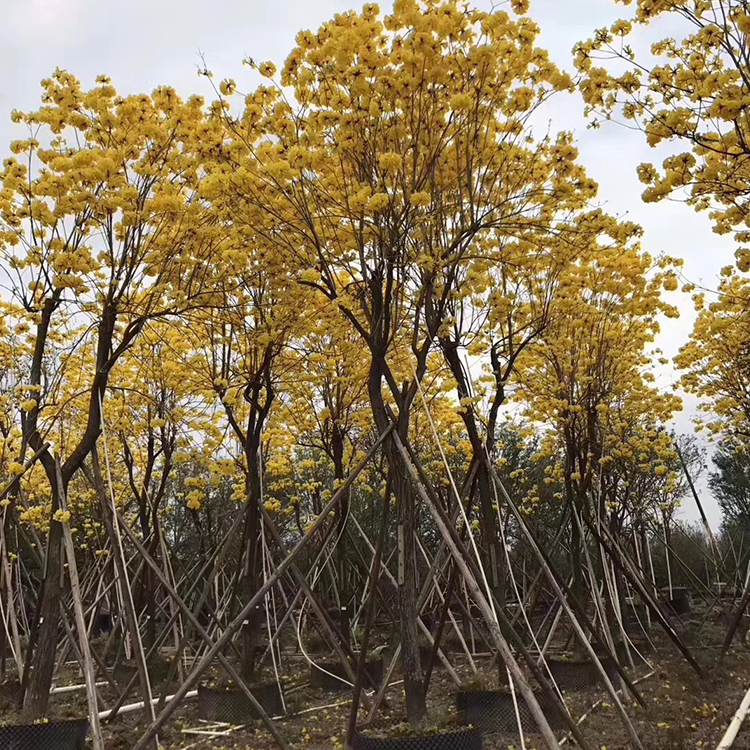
393,431,425,723
439,341,504,605
23,510,63,718
476,462,504,605
241,443,263,681
332,425,351,644
367,355,425,723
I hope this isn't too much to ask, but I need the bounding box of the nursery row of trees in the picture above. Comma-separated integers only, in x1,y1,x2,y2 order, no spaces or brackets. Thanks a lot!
2,1,750,749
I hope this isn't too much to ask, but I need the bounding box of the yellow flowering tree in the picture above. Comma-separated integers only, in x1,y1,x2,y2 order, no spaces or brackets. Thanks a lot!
104,325,214,649
176,227,311,678
0,70,225,716
0,303,29,499
435,209,644,603
277,302,373,610
575,0,750,271
203,0,623,720
676,269,750,440
514,245,681,610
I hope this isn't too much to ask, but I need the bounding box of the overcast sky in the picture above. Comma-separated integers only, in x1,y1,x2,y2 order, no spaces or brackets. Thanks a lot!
0,0,734,526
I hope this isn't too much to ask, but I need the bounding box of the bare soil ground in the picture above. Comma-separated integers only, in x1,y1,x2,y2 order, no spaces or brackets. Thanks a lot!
2,602,749,749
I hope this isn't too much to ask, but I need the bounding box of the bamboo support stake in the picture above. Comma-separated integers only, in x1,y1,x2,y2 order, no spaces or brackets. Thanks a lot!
390,431,563,750
0,517,24,680
51,682,108,695
260,506,376,702
99,690,199,720
571,504,621,687
111,503,293,750
56,457,103,750
662,519,673,599
589,514,702,675
600,551,636,670
644,528,657,630
363,517,471,726
396,427,595,750
89,447,157,731
422,563,459,697
346,474,391,746
350,514,462,684
158,522,185,682
677,446,721,579
415,534,481,675
486,463,645,750
131,426,392,750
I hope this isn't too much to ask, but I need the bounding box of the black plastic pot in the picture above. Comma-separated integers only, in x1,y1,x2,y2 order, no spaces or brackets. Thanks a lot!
420,646,447,669
0,718,89,750
456,688,564,734
0,678,20,705
310,655,383,691
668,587,691,615
547,657,618,692
623,603,650,636
353,727,482,750
92,611,113,636
197,681,284,723
111,663,137,685
593,640,650,667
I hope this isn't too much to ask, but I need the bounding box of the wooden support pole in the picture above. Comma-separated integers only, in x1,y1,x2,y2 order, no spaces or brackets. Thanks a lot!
486,463,645,750
585,512,702,676
56,457,103,750
390,430,564,750
130,426,392,750
111,504,293,750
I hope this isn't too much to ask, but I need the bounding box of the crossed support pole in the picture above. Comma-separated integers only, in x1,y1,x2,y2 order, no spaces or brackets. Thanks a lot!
2,410,715,750
129,425,395,750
